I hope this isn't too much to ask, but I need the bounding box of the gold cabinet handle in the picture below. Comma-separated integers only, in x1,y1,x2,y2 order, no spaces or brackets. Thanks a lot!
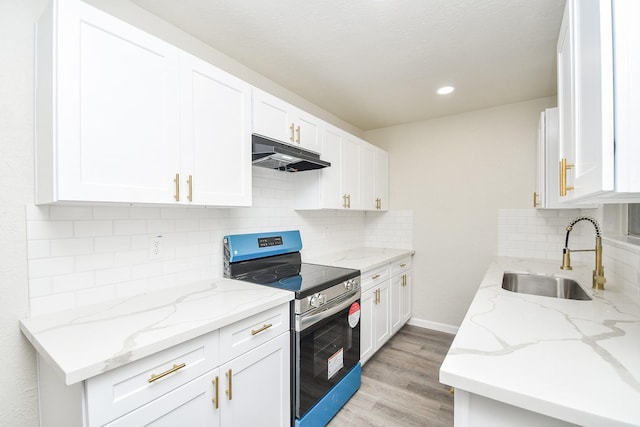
342,194,349,208
400,263,407,268
295,125,301,143
187,175,193,202
251,323,273,336
372,274,380,280
290,123,295,142
533,191,540,208
347,194,351,208
226,369,233,400
559,158,574,196
173,173,180,201
148,362,186,383
375,198,381,209
402,274,407,287
375,288,380,304
212,376,219,409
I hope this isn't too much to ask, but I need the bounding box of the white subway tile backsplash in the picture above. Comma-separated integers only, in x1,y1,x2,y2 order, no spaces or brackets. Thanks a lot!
24,168,411,316
28,257,74,279
50,238,94,257
27,240,50,259
52,272,94,292
28,278,51,298
26,221,74,240
74,220,113,237
114,220,147,235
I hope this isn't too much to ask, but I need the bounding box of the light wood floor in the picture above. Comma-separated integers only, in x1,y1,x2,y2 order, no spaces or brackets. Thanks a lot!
328,325,455,427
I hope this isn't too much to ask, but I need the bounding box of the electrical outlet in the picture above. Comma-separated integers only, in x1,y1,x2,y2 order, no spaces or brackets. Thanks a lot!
149,236,163,260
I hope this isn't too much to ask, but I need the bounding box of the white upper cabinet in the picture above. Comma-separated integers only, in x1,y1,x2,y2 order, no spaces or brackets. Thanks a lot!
252,88,322,153
373,147,389,211
294,123,388,211
535,108,597,209
557,0,640,203
35,0,251,206
180,54,252,207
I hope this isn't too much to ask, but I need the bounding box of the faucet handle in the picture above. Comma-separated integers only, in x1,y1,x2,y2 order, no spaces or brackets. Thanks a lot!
561,248,572,270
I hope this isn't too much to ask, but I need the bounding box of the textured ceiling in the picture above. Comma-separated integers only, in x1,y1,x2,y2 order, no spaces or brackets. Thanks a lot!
132,0,566,131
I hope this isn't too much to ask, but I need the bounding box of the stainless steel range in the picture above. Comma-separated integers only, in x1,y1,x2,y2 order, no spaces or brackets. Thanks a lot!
223,230,361,427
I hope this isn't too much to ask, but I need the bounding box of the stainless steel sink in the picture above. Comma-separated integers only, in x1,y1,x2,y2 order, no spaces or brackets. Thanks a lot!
501,272,591,300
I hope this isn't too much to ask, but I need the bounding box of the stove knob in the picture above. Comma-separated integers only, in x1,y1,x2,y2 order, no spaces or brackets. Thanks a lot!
344,280,353,291
309,295,320,308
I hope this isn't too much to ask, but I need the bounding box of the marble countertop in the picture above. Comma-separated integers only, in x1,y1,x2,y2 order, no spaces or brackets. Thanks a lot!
20,278,293,385
305,247,414,272
439,257,640,427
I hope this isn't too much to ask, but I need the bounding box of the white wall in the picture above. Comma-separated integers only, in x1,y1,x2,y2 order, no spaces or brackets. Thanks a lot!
365,97,557,328
0,1,46,425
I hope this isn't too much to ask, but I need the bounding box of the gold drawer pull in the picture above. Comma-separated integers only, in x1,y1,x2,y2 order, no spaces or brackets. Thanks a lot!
400,263,407,267
226,369,233,400
212,376,219,409
372,274,380,280
251,323,273,335
148,363,186,383
187,175,193,202
173,173,180,201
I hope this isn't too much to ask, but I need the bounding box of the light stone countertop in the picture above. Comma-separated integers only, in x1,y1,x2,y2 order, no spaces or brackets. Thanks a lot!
439,257,640,427
20,278,293,385
305,247,415,272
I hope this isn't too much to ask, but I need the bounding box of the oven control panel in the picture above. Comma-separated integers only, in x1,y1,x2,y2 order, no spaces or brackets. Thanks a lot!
295,277,361,315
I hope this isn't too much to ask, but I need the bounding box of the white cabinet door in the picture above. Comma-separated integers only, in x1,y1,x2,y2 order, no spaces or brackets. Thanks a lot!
557,2,575,201
373,280,391,351
374,148,389,211
389,273,402,335
219,333,290,427
360,286,376,365
252,89,290,143
293,109,322,153
252,88,321,153
571,0,615,198
341,135,361,209
400,271,412,325
612,0,640,195
360,143,376,210
36,0,181,204
320,125,345,209
180,54,251,206
105,370,220,427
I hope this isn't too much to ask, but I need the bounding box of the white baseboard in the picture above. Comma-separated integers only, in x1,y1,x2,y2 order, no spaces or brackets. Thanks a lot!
407,317,459,335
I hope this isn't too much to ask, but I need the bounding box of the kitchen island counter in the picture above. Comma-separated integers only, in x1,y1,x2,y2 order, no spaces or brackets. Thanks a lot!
20,278,293,385
440,257,640,427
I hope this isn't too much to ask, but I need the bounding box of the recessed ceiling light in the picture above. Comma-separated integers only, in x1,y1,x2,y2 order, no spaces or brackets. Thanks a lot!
437,86,455,95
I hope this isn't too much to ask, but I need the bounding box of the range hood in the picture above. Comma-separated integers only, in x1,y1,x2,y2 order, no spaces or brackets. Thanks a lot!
252,134,330,172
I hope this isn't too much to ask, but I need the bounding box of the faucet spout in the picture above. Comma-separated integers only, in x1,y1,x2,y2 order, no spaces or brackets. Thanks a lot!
560,216,606,290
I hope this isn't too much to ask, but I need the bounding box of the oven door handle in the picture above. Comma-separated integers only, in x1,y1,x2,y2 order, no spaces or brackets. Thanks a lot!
298,291,360,332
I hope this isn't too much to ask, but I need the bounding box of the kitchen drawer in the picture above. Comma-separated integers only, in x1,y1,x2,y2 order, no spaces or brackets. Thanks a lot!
86,330,219,426
219,303,290,362
361,266,390,292
390,256,412,276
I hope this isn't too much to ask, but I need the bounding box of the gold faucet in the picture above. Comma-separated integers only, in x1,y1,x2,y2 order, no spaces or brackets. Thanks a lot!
560,216,606,290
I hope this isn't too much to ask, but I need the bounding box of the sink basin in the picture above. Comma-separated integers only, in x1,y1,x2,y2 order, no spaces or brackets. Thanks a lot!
501,272,591,300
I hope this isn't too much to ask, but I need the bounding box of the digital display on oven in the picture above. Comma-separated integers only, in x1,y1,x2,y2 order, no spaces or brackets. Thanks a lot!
257,236,283,247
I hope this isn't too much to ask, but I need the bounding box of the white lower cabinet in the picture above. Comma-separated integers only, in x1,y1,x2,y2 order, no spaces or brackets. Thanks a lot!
361,256,413,365
38,304,290,427
390,256,412,335
219,333,290,426
104,370,219,427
